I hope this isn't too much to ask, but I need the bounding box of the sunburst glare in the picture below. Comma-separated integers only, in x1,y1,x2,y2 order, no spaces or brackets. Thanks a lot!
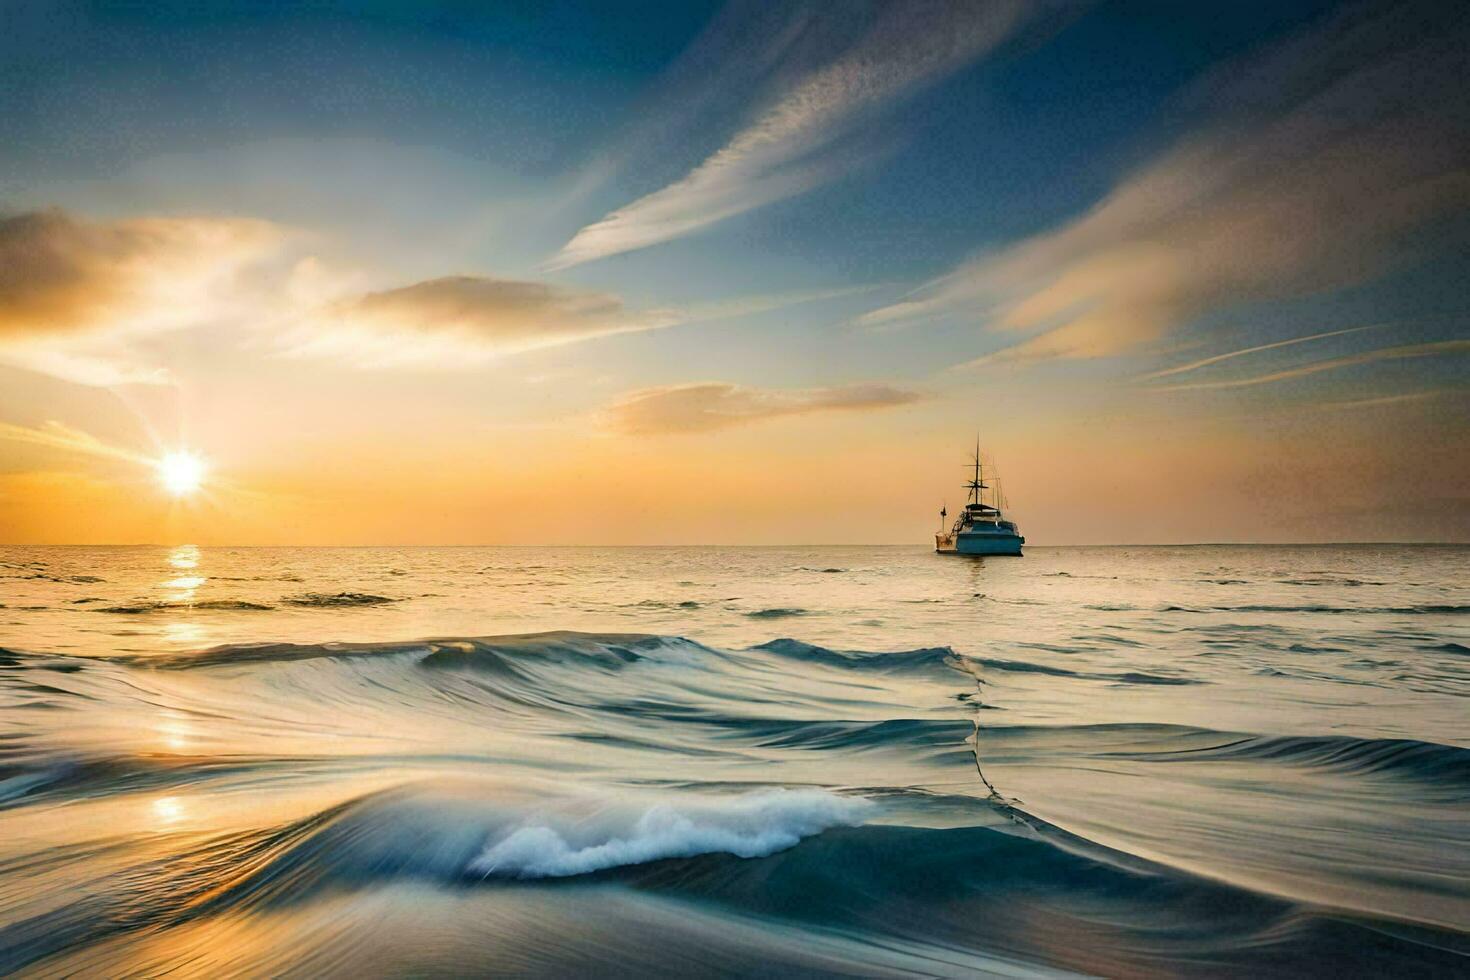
157,451,206,496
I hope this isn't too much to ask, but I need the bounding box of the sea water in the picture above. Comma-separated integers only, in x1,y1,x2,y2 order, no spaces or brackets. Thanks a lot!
1,544,1466,975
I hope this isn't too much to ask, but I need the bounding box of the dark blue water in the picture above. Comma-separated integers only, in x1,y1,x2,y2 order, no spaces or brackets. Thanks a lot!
1,545,1467,975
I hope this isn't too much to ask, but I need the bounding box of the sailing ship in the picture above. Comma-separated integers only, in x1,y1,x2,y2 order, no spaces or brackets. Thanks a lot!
935,443,1024,556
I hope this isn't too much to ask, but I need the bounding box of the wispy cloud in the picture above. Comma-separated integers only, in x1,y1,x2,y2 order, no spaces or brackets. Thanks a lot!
1137,325,1377,381
1310,389,1456,413
280,275,679,368
1,207,876,377
674,284,881,325
862,1,1470,363
550,1,1036,269
281,276,874,370
1148,339,1470,392
603,381,923,434
0,419,152,466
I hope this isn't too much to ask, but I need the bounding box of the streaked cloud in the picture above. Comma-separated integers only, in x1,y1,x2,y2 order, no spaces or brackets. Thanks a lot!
281,276,875,369
675,284,881,325
1310,389,1456,414
282,275,679,368
0,207,878,376
1137,326,1376,381
550,1,1035,269
0,419,150,466
863,1,1470,364
603,381,923,434
1148,339,1470,392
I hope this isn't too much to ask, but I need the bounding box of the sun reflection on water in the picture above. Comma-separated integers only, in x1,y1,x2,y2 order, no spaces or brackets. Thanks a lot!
163,622,209,646
152,796,186,826
155,712,195,752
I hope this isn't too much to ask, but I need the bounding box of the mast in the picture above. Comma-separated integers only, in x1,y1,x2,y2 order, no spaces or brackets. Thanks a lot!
963,437,1002,520
965,438,988,507
972,437,980,505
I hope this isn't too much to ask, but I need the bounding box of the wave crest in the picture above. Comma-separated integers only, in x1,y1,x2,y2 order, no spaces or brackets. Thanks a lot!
754,639,957,673
283,592,395,607
470,789,874,880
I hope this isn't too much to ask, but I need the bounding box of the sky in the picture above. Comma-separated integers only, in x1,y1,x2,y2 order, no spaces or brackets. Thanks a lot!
0,0,1466,545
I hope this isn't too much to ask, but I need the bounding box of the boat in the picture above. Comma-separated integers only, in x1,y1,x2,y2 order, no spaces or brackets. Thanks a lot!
935,443,1024,556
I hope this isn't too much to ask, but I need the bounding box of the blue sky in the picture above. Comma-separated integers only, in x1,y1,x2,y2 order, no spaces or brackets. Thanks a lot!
0,0,1466,543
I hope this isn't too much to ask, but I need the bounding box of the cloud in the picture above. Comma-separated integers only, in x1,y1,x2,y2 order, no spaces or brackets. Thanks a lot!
0,208,278,339
1310,389,1455,413
1136,325,1376,381
550,1,1035,269
280,275,875,369
603,381,922,434
1148,339,1470,392
0,208,879,378
0,207,280,385
863,1,1470,362
0,419,151,466
276,274,681,369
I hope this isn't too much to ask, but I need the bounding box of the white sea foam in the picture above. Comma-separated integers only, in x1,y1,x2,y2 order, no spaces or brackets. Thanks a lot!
469,789,873,879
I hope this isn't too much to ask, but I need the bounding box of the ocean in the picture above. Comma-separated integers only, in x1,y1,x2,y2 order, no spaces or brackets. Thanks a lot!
0,544,1466,976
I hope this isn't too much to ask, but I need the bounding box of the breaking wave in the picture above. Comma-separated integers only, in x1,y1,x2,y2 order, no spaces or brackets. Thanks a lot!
470,789,874,879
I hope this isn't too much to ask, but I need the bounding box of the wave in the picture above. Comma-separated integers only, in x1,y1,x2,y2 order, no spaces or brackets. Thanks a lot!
971,656,1202,686
283,592,395,607
82,630,1195,692
470,788,873,879
93,599,275,614
1277,577,1387,587
9,778,1462,979
1164,603,1470,615
0,751,264,807
1122,732,1470,788
139,631,710,672
418,633,711,674
753,638,957,674
729,718,972,753
971,721,1470,792
745,607,808,619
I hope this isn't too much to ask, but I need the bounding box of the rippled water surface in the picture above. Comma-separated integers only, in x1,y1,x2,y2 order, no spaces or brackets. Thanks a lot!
1,544,1467,976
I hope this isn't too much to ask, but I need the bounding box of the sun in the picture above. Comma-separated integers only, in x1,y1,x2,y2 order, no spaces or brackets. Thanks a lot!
157,451,207,496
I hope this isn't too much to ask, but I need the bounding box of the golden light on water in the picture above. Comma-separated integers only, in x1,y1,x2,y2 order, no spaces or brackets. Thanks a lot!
158,451,207,496
151,796,186,826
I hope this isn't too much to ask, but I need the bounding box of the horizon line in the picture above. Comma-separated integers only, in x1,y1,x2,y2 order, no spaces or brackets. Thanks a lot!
2,541,1465,549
